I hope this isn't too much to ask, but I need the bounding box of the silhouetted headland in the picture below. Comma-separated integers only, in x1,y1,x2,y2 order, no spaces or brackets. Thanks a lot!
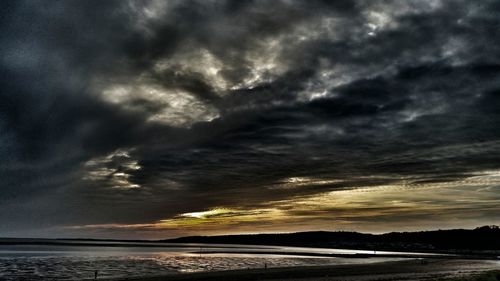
2,226,499,258
163,225,500,256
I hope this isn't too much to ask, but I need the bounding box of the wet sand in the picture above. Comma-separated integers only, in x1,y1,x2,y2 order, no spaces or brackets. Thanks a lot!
104,259,500,281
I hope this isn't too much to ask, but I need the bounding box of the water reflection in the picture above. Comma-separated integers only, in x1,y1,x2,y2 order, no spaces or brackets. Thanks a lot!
0,243,414,280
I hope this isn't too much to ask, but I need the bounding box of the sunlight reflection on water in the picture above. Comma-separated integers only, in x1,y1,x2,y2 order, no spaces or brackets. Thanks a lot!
0,244,407,280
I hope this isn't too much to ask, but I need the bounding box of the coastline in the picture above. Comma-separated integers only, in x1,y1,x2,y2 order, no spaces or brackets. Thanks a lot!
102,259,500,281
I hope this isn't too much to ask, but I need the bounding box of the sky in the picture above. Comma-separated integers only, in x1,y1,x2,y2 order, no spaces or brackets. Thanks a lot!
1,0,500,239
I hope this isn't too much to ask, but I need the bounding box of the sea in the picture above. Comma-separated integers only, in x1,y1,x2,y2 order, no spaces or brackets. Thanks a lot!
0,240,435,280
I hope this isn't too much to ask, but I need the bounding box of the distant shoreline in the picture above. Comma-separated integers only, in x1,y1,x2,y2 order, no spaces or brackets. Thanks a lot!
3,226,500,260
3,238,498,260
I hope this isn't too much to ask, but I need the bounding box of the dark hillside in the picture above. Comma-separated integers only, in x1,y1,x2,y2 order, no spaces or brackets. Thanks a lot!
163,226,500,253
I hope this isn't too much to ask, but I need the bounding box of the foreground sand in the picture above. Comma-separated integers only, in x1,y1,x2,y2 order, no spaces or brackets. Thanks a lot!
104,259,500,281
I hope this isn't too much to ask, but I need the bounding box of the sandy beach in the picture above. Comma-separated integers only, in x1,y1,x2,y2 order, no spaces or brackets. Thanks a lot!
104,259,499,281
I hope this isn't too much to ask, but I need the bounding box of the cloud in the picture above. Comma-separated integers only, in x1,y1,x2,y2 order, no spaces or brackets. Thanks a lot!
1,0,500,238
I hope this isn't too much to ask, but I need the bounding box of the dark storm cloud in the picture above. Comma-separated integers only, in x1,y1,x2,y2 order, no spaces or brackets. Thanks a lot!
1,0,500,237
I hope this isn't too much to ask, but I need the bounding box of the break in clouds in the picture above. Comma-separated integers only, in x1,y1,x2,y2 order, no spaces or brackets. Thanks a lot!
1,0,500,238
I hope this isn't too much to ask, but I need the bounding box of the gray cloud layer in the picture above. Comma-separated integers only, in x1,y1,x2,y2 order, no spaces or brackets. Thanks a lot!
1,0,500,238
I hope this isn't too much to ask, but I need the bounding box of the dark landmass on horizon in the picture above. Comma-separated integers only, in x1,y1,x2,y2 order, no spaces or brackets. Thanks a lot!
163,225,500,255
3,226,500,258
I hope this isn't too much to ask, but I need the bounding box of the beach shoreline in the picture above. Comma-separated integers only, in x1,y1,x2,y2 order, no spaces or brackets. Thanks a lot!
102,259,500,281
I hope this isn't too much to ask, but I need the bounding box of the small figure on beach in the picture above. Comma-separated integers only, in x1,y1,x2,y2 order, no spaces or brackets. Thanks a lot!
94,270,98,280
264,262,267,269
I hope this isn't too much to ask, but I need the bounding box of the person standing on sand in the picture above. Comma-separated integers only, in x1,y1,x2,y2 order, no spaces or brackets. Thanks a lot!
94,270,98,280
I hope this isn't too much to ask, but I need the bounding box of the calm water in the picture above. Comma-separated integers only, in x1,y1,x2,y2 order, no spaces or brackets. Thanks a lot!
0,242,421,280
